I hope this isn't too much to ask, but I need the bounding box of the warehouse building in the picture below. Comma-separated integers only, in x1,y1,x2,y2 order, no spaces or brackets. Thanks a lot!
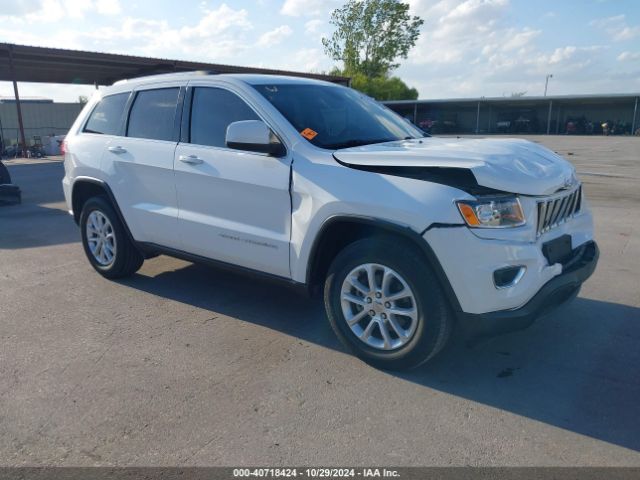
6,92,636,151
0,97,82,151
385,94,639,136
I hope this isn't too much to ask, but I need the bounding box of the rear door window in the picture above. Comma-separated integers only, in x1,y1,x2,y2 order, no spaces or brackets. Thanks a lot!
83,93,129,135
127,88,180,141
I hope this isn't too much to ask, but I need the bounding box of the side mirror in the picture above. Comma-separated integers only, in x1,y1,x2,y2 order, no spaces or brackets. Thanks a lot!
225,120,285,156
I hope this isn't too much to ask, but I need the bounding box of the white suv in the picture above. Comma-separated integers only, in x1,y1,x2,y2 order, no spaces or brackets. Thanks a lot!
62,72,598,369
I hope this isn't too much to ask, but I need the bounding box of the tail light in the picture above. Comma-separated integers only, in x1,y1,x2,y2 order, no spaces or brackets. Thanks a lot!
60,140,67,156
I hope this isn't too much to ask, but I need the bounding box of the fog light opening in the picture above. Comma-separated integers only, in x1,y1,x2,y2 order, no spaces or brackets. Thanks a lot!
494,266,526,289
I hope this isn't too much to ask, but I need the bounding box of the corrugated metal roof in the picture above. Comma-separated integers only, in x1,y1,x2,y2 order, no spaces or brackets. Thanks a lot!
0,43,350,86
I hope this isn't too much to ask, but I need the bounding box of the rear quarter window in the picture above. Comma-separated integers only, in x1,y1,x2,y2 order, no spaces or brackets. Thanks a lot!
83,93,129,135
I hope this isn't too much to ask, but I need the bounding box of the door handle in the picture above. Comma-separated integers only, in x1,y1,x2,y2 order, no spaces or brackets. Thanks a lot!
179,154,204,165
108,146,127,154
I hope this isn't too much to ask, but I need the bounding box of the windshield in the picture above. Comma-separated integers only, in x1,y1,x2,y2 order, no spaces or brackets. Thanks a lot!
251,83,425,150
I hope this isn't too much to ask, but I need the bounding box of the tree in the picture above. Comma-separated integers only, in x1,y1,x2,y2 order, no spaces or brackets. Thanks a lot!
349,72,418,100
322,0,424,80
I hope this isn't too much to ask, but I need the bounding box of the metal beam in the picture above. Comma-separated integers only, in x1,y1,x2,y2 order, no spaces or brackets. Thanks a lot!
475,101,480,133
413,103,418,125
546,100,553,135
8,45,27,157
0,109,4,148
632,97,638,135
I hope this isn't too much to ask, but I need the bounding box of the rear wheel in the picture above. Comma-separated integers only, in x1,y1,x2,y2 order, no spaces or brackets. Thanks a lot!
324,236,453,370
79,196,143,278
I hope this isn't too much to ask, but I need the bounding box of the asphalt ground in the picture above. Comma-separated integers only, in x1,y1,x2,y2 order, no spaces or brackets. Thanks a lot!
0,135,639,466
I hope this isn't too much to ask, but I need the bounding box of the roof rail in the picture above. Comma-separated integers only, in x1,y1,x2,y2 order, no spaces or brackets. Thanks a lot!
113,70,218,85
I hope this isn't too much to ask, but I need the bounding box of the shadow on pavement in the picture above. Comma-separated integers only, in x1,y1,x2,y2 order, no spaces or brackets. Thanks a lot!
120,260,640,454
0,160,78,249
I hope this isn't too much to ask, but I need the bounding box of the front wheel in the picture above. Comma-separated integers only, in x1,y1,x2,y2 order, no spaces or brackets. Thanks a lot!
324,236,453,370
79,196,144,279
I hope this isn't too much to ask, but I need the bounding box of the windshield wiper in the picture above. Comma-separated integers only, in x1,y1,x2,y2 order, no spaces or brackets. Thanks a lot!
326,138,397,150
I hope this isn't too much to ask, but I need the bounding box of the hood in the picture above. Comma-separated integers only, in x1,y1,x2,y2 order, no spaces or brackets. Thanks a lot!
333,137,576,196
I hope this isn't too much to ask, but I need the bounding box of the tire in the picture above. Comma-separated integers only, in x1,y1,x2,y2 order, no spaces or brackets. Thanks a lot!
324,236,453,370
79,196,144,279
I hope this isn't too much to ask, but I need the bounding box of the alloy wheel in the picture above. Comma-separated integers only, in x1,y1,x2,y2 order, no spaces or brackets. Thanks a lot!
340,263,418,350
86,210,117,266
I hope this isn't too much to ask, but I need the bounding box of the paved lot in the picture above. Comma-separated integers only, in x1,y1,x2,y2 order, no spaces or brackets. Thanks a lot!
1,136,639,466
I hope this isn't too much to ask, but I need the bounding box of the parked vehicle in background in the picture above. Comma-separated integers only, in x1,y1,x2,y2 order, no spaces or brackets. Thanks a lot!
0,160,10,184
0,159,21,205
1,143,47,159
2,144,21,158
62,72,598,370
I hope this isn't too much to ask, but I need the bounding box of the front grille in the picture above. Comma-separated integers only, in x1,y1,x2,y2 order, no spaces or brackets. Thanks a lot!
536,185,582,236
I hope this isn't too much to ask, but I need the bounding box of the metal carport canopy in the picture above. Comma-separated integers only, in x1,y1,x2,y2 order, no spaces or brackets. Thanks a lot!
0,43,349,85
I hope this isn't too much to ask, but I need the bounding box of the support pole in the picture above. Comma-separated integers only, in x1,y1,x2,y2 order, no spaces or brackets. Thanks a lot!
632,97,638,135
8,46,27,157
475,101,480,134
546,100,553,135
0,109,4,149
413,103,418,125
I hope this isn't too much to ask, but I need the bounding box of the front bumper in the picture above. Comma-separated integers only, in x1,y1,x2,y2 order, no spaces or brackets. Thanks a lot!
458,240,598,338
425,209,595,314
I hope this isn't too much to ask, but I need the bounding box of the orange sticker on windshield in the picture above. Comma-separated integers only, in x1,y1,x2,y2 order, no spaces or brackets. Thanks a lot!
300,128,318,140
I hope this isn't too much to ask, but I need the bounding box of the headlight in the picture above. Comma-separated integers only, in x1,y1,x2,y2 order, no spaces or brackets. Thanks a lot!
456,196,525,228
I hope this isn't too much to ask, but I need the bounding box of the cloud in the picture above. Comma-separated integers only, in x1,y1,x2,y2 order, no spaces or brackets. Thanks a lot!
280,0,338,17
63,0,94,19
617,51,640,62
257,25,293,47
407,0,520,65
81,4,253,60
0,0,123,22
96,0,121,15
1,0,41,16
276,47,330,72
0,3,254,63
304,19,324,35
501,28,541,51
590,14,640,41
397,0,627,98
179,4,252,39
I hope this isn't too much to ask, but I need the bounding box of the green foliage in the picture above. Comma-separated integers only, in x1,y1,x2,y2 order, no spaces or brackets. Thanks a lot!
322,0,424,79
349,72,418,100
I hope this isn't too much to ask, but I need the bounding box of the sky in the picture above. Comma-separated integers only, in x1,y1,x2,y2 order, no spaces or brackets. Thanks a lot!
0,0,639,102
